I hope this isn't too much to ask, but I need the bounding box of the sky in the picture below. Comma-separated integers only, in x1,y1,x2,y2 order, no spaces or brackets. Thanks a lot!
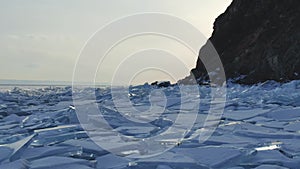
0,0,232,85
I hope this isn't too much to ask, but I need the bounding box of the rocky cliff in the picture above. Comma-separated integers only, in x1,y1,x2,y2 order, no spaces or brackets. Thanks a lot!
183,0,300,84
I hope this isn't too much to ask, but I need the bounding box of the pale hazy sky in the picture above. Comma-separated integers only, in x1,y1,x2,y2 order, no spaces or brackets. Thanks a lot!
0,0,232,84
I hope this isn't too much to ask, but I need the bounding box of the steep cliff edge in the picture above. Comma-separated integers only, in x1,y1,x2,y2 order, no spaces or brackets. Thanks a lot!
183,0,300,84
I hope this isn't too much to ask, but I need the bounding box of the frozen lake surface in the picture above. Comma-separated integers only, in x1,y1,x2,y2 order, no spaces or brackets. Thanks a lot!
0,81,300,169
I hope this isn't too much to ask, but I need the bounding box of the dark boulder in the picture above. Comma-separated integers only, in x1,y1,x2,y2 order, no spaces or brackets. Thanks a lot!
151,81,171,87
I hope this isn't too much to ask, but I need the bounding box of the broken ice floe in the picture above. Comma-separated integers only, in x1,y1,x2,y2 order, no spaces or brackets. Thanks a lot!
0,81,300,168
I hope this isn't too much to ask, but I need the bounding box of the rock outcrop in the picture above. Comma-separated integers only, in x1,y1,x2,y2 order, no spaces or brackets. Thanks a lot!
183,0,300,84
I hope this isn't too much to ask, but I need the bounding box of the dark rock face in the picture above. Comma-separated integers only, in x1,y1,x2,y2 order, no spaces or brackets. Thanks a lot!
185,0,300,84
